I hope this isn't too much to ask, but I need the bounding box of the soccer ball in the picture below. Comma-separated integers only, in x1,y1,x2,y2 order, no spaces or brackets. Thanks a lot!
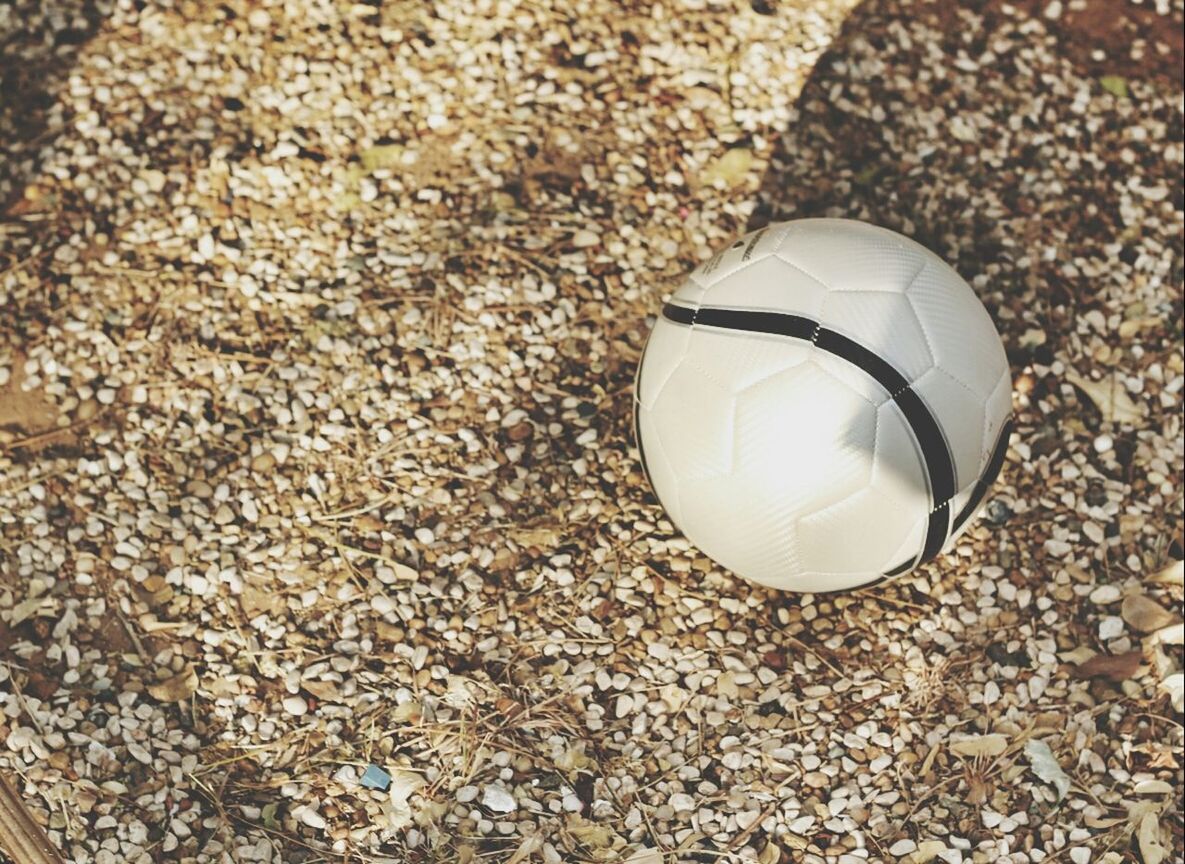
634,219,1013,592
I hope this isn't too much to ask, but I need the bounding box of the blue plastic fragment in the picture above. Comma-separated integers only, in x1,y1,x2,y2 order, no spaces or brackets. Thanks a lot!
360,764,392,791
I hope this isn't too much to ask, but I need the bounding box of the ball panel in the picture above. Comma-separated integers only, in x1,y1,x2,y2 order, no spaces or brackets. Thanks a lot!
635,404,685,527
687,224,792,289
636,317,691,410
650,363,736,482
732,363,876,517
669,273,708,309
906,263,1008,398
682,326,813,395
819,290,936,384
797,484,924,575
868,399,932,515
911,367,986,495
776,219,926,294
882,509,930,576
693,254,829,318
677,474,801,589
982,366,1014,458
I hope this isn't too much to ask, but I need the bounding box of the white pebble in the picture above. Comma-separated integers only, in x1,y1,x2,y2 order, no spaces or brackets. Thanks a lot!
1098,616,1124,640
283,695,308,716
889,839,917,857
300,808,326,830
1088,584,1121,605
572,229,600,248
480,785,517,813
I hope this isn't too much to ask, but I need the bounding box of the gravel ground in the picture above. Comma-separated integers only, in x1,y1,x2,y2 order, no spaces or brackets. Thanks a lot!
0,0,1181,862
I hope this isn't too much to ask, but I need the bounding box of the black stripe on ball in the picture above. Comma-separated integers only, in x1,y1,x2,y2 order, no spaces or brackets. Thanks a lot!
660,302,960,575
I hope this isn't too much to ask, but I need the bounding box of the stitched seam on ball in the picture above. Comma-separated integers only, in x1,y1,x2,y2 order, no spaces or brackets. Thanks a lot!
773,254,832,294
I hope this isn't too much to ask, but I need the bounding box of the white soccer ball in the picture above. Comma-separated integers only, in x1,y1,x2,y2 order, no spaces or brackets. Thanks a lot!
635,219,1013,592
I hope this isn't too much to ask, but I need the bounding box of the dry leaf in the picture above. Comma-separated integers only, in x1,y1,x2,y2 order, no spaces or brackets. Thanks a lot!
1147,559,1183,585
1071,650,1143,681
702,148,754,187
1024,739,1071,800
302,680,340,701
506,833,543,864
1065,371,1144,423
1138,811,1168,864
9,596,49,626
510,527,561,547
911,841,947,863
361,144,404,172
758,840,782,864
566,814,620,849
148,666,198,702
1121,594,1177,633
241,582,284,617
623,848,663,864
950,733,1008,758
1085,813,1125,829
966,771,990,805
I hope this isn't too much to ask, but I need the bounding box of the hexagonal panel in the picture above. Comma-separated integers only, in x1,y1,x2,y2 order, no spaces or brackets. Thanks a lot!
678,473,802,588
906,263,1008,398
819,290,935,384
732,362,876,521
775,219,926,294
682,326,812,395
650,361,735,483
698,254,829,319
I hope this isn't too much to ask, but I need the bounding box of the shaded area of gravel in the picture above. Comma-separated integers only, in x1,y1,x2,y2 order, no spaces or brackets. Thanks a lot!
0,0,1181,862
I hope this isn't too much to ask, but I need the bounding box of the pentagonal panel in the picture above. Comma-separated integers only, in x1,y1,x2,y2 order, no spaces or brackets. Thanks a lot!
732,361,876,523
637,317,691,410
911,367,985,495
670,273,708,308
775,219,926,294
906,262,1008,399
682,327,812,395
650,362,735,482
697,254,829,320
819,290,935,384
685,223,794,290
636,403,684,528
678,473,801,588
